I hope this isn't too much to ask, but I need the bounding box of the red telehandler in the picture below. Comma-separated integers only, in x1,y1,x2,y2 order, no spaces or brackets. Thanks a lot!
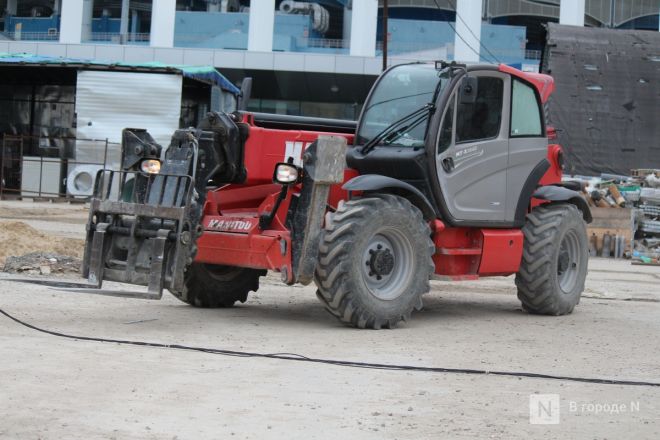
68,62,591,329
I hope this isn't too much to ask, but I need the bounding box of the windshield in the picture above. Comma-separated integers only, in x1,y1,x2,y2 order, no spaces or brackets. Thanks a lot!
357,64,448,148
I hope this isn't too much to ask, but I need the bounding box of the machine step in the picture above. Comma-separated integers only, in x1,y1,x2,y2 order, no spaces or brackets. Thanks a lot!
435,247,482,256
432,274,480,281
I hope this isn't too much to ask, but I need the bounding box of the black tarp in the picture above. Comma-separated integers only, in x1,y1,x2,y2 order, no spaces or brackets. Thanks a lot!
543,23,660,176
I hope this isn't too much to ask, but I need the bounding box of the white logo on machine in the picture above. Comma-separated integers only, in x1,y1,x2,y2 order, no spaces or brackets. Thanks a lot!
454,145,484,168
206,218,254,232
284,141,313,167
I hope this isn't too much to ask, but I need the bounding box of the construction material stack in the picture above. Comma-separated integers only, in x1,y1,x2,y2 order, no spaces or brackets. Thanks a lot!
632,170,660,265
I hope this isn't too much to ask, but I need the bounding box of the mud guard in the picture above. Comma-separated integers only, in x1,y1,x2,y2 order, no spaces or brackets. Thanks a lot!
533,185,593,223
342,174,436,220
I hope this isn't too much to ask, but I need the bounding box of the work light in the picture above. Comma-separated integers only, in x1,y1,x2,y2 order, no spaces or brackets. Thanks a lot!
140,159,161,174
273,163,301,185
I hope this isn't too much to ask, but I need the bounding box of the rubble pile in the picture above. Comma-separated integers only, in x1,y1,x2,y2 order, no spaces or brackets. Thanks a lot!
577,171,660,209
568,169,660,264
633,187,660,264
2,252,82,275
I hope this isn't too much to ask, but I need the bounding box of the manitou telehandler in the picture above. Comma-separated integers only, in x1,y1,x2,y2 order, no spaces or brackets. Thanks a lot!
73,61,591,329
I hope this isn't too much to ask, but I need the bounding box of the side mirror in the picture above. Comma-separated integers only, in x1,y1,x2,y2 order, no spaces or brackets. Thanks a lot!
459,76,478,104
237,77,253,111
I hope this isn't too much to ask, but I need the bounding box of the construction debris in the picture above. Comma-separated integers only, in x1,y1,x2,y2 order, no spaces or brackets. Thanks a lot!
568,169,660,264
633,186,660,265
2,252,82,275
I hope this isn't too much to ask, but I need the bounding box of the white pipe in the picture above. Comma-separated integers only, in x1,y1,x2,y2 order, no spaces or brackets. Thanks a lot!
279,1,330,34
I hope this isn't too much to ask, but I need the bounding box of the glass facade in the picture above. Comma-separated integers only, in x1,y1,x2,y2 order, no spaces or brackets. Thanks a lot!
376,18,530,65
0,0,60,41
83,0,152,45
247,99,361,121
174,1,249,50
173,1,350,53
272,0,350,54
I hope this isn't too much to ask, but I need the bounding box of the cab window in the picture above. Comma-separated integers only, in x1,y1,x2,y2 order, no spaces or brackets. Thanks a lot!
456,77,504,143
510,79,542,137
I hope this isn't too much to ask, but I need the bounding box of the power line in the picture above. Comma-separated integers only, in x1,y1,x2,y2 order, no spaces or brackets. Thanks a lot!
2,307,660,388
446,0,502,64
431,0,499,64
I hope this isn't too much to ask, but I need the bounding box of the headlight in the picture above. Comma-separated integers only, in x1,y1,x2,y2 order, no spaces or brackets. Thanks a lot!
273,163,300,185
140,159,161,174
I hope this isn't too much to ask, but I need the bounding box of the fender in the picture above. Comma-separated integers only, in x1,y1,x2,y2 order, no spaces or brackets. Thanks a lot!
533,185,593,223
343,174,437,220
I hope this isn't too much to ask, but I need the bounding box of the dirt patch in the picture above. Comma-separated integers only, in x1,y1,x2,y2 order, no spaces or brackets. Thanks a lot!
0,221,84,266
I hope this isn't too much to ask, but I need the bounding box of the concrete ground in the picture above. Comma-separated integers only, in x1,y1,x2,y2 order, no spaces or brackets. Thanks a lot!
0,201,659,439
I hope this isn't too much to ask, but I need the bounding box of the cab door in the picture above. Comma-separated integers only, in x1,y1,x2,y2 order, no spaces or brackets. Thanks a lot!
435,72,511,223
505,78,549,222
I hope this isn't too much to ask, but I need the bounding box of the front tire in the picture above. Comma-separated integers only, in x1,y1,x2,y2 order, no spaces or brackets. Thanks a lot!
171,264,265,308
515,204,588,315
314,195,435,329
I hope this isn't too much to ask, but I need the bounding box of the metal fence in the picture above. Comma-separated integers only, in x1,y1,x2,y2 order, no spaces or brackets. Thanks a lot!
86,32,151,44
0,31,150,44
525,49,542,60
0,134,120,200
0,31,60,41
297,37,349,50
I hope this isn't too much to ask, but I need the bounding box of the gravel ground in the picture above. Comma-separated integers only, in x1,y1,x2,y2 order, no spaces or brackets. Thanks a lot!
0,201,659,439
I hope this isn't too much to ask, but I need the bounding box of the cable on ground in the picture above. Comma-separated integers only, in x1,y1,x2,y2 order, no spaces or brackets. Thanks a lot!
1,307,659,388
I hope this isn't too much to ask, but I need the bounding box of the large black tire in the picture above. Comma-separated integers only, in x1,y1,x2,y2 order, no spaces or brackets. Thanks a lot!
171,263,265,308
515,204,588,315
314,194,435,329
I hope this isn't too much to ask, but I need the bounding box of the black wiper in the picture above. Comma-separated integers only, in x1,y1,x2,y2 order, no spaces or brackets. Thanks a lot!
361,103,434,155
363,91,435,112
381,113,430,146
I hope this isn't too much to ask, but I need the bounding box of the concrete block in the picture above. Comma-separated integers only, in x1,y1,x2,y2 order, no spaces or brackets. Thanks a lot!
334,56,364,75
154,48,184,65
213,50,245,69
182,49,214,66
35,43,67,57
273,52,305,72
8,42,38,54
65,44,96,59
123,46,155,63
244,51,274,70
303,53,334,73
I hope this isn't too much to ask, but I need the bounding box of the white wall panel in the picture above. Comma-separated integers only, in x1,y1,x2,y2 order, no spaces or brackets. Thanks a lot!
75,71,182,167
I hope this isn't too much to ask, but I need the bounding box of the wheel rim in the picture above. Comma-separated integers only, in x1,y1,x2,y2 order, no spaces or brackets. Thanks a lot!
557,230,581,293
361,228,414,300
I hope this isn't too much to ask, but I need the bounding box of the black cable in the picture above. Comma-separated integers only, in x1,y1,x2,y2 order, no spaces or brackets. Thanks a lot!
445,0,502,64
2,307,659,388
431,0,498,64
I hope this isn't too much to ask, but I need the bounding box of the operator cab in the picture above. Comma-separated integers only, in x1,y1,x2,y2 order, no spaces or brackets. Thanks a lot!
349,62,550,228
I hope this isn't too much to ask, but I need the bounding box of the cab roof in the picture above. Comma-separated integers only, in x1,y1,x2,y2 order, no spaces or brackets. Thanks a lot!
460,62,555,103
497,64,554,103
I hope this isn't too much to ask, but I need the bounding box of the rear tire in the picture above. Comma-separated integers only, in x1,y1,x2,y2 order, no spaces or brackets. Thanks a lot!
516,204,588,315
171,264,265,308
314,195,435,329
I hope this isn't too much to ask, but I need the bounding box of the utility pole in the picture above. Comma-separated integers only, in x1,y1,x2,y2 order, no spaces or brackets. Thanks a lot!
382,0,388,71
